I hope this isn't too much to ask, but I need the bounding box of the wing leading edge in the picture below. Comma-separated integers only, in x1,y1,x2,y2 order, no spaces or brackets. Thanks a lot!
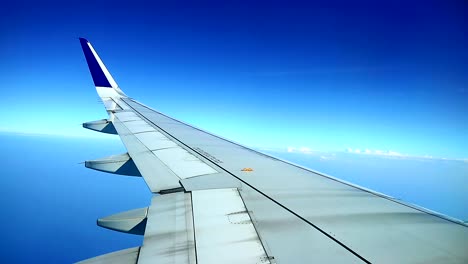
77,38,468,264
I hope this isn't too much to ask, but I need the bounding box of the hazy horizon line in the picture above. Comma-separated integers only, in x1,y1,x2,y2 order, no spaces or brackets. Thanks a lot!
257,146,468,163
1,129,466,162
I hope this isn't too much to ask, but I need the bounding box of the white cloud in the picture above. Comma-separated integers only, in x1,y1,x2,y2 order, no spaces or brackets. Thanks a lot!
341,147,466,161
387,150,402,156
346,148,404,157
284,146,466,162
320,155,335,161
286,146,313,154
299,147,312,154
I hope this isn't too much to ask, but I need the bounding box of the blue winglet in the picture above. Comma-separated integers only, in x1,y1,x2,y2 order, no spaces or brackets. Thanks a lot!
79,38,113,88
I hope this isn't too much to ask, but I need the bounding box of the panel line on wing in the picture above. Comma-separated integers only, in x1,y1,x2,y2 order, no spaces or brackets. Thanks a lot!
189,191,199,264
236,188,272,258
113,109,219,186
191,188,271,264
121,99,371,263
122,98,467,227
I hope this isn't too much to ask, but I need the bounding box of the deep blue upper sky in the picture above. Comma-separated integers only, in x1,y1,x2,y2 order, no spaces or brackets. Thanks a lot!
1,0,467,158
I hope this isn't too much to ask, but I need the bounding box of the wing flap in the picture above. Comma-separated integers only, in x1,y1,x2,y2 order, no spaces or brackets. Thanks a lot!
152,148,218,178
191,188,271,264
111,110,219,192
138,193,195,264
138,189,271,264
134,132,178,150
111,116,182,192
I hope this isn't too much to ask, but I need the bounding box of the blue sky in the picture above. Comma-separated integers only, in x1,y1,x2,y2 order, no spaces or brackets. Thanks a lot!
0,2,467,262
1,0,467,159
0,134,149,263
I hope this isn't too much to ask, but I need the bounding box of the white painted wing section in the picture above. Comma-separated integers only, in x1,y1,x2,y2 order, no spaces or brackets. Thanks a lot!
153,148,218,179
111,116,180,192
191,188,270,264
111,111,218,192
138,193,196,264
138,190,270,264
116,112,141,122
135,132,178,150
123,120,154,134
102,98,121,111
96,86,122,99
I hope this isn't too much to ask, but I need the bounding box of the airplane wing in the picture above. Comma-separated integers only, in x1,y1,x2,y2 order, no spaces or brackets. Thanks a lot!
77,38,468,264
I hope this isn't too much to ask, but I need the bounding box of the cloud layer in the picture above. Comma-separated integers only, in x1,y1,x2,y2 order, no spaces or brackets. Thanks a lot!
283,146,466,162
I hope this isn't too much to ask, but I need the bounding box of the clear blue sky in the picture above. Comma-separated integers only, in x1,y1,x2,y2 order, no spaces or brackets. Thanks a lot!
1,0,467,158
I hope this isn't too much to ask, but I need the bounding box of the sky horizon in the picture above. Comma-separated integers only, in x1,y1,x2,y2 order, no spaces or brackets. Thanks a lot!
2,128,467,162
1,1,467,160
1,131,466,263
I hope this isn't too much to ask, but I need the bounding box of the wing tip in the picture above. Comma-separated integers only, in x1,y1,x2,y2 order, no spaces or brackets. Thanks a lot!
79,37,116,88
79,37,89,43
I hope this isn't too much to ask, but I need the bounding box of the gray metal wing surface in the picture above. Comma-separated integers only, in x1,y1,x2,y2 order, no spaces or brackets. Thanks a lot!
77,38,468,264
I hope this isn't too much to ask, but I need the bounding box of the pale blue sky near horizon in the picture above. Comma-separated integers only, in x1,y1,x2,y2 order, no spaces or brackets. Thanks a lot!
0,132,466,263
1,0,467,159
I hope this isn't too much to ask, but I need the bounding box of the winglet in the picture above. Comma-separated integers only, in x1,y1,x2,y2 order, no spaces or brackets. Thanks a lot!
79,38,118,88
